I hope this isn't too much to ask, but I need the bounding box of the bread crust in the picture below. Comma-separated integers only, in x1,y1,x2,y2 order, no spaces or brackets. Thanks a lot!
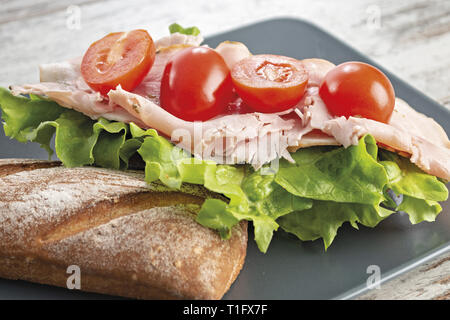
0,159,247,299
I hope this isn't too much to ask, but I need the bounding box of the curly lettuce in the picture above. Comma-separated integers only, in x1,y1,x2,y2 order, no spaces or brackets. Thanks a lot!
0,88,447,252
168,23,201,36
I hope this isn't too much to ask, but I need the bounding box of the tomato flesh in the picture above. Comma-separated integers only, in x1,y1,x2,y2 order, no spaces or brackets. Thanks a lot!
160,46,234,121
231,54,308,113
319,61,395,123
81,29,156,95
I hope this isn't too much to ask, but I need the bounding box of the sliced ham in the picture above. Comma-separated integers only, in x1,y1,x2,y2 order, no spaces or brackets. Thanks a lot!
296,87,450,180
8,32,450,180
301,58,336,87
215,41,252,69
108,85,302,166
154,33,203,51
11,57,143,125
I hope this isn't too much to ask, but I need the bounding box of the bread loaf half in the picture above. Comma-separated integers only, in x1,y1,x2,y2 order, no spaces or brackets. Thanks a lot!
0,159,247,299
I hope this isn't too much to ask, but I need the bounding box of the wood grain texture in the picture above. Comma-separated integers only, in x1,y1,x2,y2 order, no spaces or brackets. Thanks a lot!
356,250,450,300
0,0,449,300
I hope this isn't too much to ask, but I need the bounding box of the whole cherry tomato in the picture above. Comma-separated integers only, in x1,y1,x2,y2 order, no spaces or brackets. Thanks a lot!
160,46,234,121
319,61,395,123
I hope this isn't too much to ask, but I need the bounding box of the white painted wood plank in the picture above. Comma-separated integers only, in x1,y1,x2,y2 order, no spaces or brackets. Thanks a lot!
356,250,450,300
0,0,97,24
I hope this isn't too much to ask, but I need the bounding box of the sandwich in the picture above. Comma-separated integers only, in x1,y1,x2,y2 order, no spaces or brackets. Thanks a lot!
0,23,448,257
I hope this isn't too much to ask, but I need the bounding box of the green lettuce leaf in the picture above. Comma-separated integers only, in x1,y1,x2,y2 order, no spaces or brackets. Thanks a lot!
1,90,143,168
17,109,99,167
168,23,201,36
1,88,448,253
397,196,442,224
195,165,272,251
380,150,448,202
379,150,448,224
275,135,388,205
197,168,312,253
134,132,308,252
278,200,394,249
197,199,240,239
119,123,158,168
138,135,190,189
92,119,128,170
0,88,64,144
241,172,312,220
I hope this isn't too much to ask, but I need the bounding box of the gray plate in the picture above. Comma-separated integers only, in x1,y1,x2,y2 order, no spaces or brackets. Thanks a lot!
0,18,449,300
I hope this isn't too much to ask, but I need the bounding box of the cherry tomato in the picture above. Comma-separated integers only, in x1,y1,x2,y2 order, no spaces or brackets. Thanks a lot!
230,54,309,113
81,29,156,95
160,46,234,121
319,61,395,123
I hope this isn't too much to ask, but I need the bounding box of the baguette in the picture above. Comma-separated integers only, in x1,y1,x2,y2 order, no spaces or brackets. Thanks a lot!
0,159,247,299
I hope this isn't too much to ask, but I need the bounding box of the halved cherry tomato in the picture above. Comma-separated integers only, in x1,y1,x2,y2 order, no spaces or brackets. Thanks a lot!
81,29,156,95
319,61,395,123
160,46,234,121
231,54,309,113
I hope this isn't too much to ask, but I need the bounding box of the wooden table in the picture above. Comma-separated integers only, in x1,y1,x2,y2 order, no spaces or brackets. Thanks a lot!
1,0,449,300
